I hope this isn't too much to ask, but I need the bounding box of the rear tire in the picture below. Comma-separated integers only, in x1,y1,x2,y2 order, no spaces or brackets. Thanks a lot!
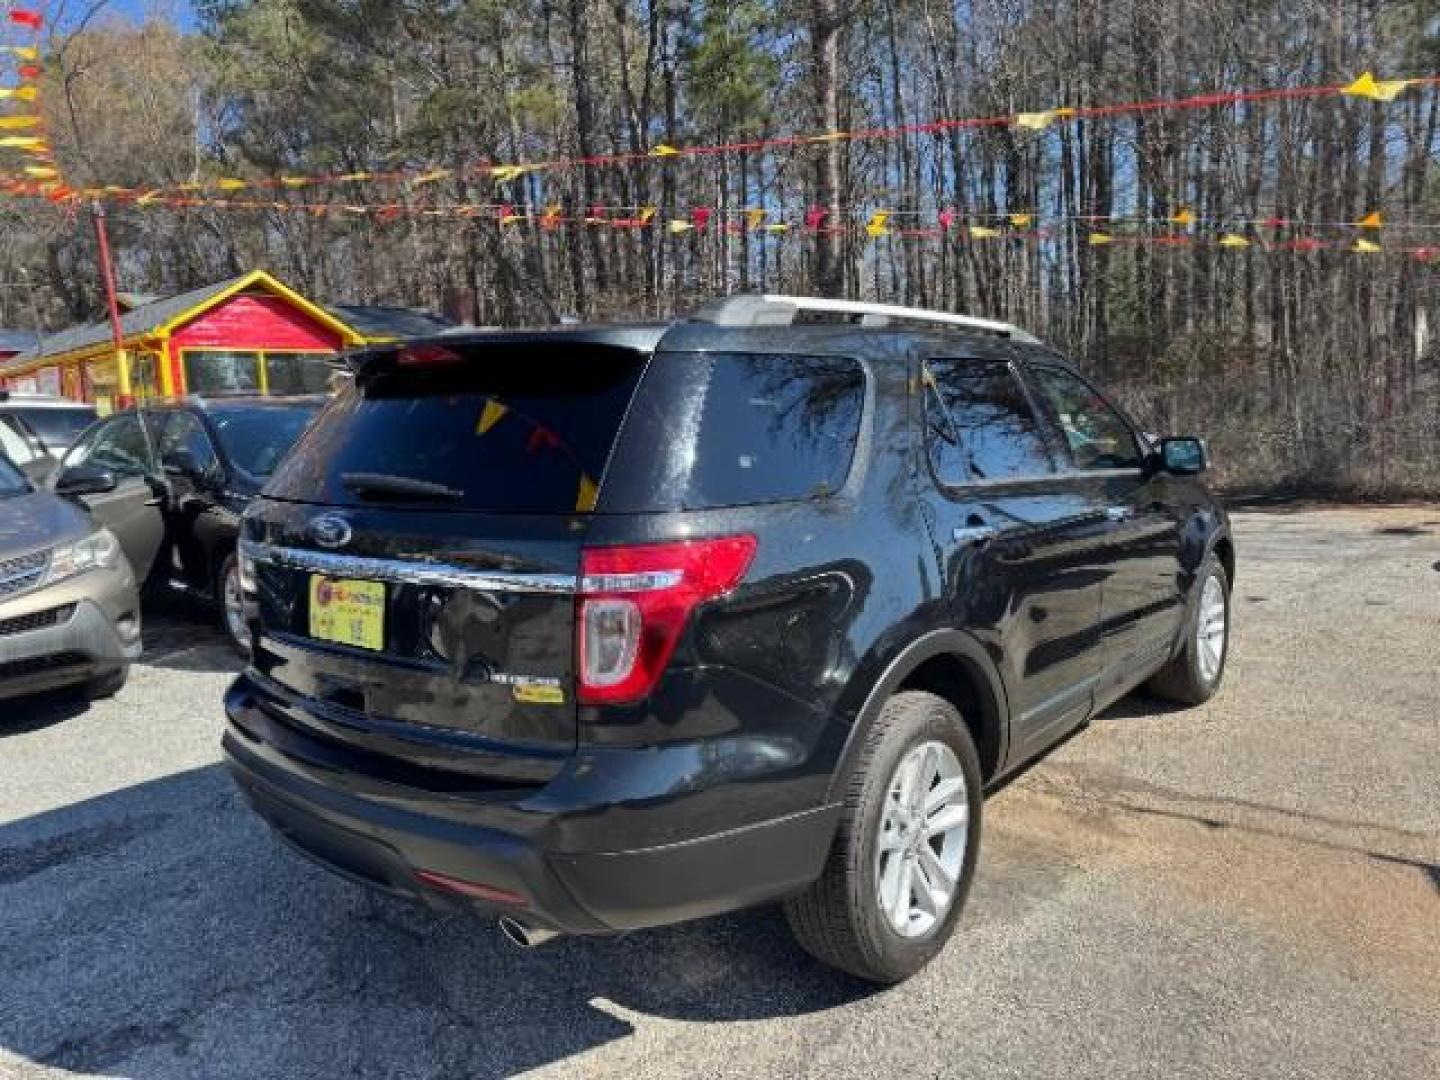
86,666,129,700
784,690,982,984
1146,553,1230,705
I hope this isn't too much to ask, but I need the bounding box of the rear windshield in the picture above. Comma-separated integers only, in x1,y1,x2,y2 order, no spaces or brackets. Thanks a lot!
208,404,320,478
264,346,647,512
8,406,97,449
602,352,866,510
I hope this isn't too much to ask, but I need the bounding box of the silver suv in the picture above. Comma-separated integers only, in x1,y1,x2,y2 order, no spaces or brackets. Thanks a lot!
0,451,142,703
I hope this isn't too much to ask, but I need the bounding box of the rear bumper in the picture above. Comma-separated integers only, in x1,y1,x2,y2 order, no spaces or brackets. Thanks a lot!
223,675,840,934
0,575,142,700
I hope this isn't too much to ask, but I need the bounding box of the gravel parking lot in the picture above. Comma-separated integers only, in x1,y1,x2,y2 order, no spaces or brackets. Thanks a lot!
1,505,1437,1080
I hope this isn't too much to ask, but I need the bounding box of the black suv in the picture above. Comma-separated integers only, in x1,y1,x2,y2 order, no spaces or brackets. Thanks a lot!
223,297,1233,984
52,395,324,653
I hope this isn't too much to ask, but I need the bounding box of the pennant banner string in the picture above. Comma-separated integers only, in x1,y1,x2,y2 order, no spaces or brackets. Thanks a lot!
15,71,1439,206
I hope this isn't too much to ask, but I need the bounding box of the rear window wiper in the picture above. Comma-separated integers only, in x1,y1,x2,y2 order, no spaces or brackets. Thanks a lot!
341,472,464,503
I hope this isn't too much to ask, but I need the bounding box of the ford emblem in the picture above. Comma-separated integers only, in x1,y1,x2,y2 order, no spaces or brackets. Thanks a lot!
308,515,353,549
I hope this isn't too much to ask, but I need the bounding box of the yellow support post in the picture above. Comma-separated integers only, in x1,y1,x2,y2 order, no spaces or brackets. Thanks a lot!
115,348,131,403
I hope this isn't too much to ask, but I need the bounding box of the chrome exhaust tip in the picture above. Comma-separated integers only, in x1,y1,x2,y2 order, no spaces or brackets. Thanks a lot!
498,916,561,949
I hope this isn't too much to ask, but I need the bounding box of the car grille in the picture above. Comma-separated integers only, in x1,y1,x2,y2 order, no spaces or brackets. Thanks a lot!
0,604,75,637
0,550,49,600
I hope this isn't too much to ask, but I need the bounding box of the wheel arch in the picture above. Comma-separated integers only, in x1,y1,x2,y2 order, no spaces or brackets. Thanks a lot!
826,629,1011,801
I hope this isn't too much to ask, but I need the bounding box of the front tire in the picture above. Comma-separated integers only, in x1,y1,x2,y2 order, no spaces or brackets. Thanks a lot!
1146,553,1230,705
86,666,129,700
217,552,251,659
785,690,982,984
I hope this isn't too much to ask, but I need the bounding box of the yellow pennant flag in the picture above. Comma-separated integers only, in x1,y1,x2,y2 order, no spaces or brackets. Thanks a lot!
5,46,39,61
650,144,681,157
1008,212,1034,228
808,131,847,143
1218,233,1250,248
1170,208,1195,227
638,206,657,224
0,116,39,130
1015,110,1057,131
865,211,890,238
339,171,372,182
575,474,599,513
1015,107,1076,131
216,178,248,192
0,135,42,148
134,191,163,207
23,166,55,179
280,176,310,188
968,226,1001,239
0,87,38,102
411,168,451,185
490,164,535,183
1356,210,1383,229
1351,238,1382,253
667,219,693,234
1089,232,1113,246
477,399,508,435
499,210,524,225
1341,72,1411,103
745,208,767,231
765,223,789,233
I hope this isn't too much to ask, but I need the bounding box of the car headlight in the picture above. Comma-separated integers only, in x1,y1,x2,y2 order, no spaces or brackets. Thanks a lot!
44,528,123,585
238,540,257,595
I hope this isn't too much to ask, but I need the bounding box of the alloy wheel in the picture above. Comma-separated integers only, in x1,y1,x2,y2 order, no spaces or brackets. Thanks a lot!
874,740,969,939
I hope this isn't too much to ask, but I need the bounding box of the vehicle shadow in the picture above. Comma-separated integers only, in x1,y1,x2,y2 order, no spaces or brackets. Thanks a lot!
0,765,872,1079
137,592,244,676
0,686,90,736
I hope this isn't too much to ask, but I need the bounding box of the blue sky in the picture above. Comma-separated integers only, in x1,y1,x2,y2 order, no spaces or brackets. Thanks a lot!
64,1,197,32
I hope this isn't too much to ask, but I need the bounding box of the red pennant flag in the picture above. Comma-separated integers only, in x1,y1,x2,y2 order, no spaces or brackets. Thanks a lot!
18,65,40,80
1262,216,1289,230
938,209,956,232
9,10,43,29
804,206,828,232
691,207,713,232
375,205,402,222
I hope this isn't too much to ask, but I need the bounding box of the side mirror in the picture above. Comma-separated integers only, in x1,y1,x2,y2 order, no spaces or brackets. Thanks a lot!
1158,436,1209,476
55,464,118,497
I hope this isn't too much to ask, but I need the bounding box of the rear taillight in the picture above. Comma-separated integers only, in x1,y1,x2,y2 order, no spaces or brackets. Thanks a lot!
577,535,757,705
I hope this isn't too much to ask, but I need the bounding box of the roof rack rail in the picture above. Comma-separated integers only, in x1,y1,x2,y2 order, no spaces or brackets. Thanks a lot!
689,294,1040,343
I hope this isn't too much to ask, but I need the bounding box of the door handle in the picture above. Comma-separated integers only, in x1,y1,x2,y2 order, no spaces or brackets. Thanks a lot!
952,524,998,546
1104,506,1133,522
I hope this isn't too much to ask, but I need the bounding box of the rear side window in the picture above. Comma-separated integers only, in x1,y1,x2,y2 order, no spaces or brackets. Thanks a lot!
264,346,647,512
925,357,1055,484
602,353,866,510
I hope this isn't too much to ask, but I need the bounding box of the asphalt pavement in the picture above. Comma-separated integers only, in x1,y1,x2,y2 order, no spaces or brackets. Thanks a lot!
1,505,1436,1079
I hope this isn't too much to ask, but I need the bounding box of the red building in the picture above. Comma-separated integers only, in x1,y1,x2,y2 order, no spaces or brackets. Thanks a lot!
0,271,367,410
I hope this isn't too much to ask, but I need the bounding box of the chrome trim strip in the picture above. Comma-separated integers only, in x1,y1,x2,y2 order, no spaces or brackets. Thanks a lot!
243,541,576,595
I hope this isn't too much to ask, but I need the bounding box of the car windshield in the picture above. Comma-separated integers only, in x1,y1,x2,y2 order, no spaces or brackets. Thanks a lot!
207,404,321,478
9,405,98,449
0,451,29,496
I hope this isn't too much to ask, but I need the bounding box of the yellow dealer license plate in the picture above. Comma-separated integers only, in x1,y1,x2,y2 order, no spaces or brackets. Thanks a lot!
308,575,385,651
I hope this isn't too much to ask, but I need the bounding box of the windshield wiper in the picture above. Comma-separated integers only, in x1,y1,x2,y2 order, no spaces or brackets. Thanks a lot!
341,472,464,502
